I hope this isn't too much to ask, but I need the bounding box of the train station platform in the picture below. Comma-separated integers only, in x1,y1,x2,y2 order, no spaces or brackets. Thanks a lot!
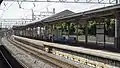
12,35,120,63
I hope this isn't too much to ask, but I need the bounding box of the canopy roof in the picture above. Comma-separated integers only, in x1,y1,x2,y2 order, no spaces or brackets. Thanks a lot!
25,10,75,27
13,4,120,29
42,10,75,23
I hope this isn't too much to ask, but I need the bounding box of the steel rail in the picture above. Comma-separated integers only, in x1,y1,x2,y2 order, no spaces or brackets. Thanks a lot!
12,36,120,68
0,50,12,68
2,38,31,68
7,37,86,68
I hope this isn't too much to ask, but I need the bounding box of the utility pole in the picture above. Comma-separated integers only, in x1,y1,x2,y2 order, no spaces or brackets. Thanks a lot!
0,22,2,29
116,0,119,4
32,9,35,21
53,8,55,14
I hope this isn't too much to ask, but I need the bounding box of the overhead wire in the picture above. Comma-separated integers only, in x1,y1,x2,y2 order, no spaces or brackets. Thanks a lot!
0,1,14,18
0,1,14,28
20,2,53,19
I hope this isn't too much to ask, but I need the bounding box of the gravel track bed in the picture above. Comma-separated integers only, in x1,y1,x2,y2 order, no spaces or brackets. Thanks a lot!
2,37,59,68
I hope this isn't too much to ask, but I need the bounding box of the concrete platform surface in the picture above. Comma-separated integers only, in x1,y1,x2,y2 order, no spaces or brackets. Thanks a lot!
13,35,120,62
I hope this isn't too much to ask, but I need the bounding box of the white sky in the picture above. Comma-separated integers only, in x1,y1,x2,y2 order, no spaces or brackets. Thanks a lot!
0,1,113,19
0,1,113,28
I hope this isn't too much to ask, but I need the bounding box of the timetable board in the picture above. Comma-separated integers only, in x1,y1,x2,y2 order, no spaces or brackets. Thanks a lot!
96,23,105,46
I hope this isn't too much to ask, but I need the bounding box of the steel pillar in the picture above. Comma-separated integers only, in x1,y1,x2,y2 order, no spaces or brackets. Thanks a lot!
115,12,120,49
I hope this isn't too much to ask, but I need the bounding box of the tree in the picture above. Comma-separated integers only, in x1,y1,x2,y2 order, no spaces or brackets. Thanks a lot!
70,24,75,34
88,21,96,35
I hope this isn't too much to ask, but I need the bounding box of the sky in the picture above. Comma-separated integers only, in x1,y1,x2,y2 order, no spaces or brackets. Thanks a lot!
0,1,114,28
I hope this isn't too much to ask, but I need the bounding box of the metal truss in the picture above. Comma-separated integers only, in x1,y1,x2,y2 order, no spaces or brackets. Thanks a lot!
3,0,119,4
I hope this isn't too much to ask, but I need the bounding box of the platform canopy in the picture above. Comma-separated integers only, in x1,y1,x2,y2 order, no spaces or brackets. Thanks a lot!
13,4,120,29
42,10,75,23
2,0,120,4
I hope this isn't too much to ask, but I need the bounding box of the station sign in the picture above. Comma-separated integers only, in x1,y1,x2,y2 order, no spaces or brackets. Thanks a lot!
96,23,105,46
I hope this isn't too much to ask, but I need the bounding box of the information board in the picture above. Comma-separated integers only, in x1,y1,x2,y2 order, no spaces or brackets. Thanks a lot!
96,23,105,46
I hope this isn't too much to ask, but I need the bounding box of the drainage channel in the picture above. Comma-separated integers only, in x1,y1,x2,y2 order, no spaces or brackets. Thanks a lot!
0,45,24,68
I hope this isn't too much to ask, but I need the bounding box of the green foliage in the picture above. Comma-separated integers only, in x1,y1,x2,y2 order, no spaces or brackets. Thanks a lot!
69,23,75,34
87,21,96,35
87,19,115,37
56,19,115,37
105,19,115,37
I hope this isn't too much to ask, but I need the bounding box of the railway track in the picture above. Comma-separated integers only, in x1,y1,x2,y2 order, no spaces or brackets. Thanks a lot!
7,37,89,68
0,49,12,68
12,36,120,68
0,45,25,68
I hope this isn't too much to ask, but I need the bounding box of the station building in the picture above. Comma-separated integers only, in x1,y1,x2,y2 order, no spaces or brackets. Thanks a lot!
12,4,120,50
